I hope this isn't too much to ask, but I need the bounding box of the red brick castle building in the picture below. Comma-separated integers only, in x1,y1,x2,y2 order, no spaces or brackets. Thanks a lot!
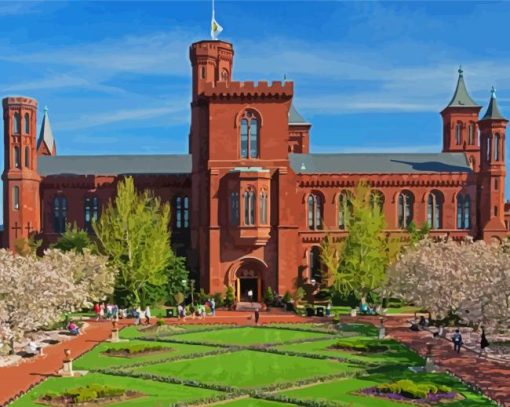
2,39,509,301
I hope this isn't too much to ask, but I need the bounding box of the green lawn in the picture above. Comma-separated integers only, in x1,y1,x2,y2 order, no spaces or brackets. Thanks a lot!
74,339,216,370
272,337,424,366
14,323,496,407
11,373,220,407
135,349,357,388
173,326,330,345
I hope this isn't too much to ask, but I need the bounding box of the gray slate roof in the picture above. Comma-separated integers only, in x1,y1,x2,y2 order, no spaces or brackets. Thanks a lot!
289,105,309,124
289,152,471,174
39,154,191,176
445,68,480,109
481,88,507,121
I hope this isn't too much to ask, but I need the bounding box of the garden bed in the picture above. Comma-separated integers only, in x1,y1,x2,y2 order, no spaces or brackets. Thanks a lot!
329,339,391,354
360,379,463,405
103,344,171,358
38,384,144,405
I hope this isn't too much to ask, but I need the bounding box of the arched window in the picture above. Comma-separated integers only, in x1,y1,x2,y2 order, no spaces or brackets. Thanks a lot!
24,113,30,134
307,193,322,230
24,146,29,168
370,190,385,212
221,69,229,82
397,191,414,228
53,196,67,233
468,123,475,145
494,133,500,161
230,192,239,225
174,196,190,229
455,122,462,145
14,146,20,168
84,196,99,233
13,186,19,210
456,194,470,229
427,191,443,229
243,189,255,226
309,246,322,283
338,191,352,230
13,112,20,134
486,136,491,162
259,190,268,225
239,111,259,159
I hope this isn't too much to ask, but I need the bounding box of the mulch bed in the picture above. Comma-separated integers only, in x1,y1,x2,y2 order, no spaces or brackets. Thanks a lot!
359,388,464,405
102,348,172,358
38,391,144,406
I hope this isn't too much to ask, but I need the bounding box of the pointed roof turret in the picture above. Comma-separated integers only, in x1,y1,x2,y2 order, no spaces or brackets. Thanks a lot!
480,87,507,121
37,106,56,154
445,66,481,109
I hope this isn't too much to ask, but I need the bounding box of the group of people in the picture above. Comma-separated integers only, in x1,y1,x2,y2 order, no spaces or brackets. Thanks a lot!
93,303,120,321
177,298,216,320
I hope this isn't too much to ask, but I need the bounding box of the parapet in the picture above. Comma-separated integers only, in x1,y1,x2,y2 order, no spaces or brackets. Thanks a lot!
200,80,293,98
190,40,234,62
2,96,38,109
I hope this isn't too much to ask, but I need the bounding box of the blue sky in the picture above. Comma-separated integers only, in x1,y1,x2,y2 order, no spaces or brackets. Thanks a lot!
1,0,510,221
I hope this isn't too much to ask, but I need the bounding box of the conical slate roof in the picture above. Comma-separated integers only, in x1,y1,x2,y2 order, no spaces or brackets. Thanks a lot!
481,87,507,121
37,107,55,152
288,105,309,124
445,67,480,108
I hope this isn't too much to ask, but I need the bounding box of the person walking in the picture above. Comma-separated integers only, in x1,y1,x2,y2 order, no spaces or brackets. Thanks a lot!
452,329,463,353
144,305,151,325
134,306,142,325
480,326,490,357
210,298,216,316
94,303,101,321
254,308,260,325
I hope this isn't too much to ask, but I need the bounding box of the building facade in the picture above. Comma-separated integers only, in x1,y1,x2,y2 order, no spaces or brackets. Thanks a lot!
2,39,509,301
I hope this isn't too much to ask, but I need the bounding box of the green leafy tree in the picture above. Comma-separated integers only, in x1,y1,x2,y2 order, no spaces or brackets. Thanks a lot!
320,234,344,287
335,181,391,305
224,286,235,308
264,286,275,305
407,221,430,244
51,223,95,254
93,177,172,306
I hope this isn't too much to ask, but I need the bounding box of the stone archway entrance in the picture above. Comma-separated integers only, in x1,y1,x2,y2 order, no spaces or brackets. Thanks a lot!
236,267,262,302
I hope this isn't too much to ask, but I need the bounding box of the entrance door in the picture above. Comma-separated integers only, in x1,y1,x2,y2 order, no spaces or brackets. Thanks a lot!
239,278,259,302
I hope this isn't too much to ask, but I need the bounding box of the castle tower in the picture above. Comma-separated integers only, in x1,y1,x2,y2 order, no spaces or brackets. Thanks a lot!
441,67,482,171
2,97,41,249
36,106,56,156
478,88,508,241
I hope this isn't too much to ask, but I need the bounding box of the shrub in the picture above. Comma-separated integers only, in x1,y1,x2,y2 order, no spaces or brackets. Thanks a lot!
156,318,165,326
376,380,453,400
224,286,235,307
105,344,166,355
74,389,97,403
333,339,390,353
264,287,275,305
282,291,292,303
212,292,224,307
173,292,185,305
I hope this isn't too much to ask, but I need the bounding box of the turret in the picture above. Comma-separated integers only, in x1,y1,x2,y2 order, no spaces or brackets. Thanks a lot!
2,96,41,249
478,87,508,241
441,67,482,170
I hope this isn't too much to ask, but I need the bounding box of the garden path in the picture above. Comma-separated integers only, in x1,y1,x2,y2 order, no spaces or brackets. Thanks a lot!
347,315,510,407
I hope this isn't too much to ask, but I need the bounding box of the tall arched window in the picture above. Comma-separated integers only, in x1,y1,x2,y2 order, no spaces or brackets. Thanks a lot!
24,146,30,168
307,193,322,230
455,122,462,145
259,190,268,225
24,113,30,134
468,123,475,145
13,112,20,134
14,146,20,168
309,246,322,283
13,186,19,210
338,191,352,230
486,136,491,162
53,196,67,233
243,189,255,225
174,196,190,229
230,192,239,225
370,190,385,212
239,111,259,159
456,194,470,229
494,133,500,161
84,196,99,233
397,191,414,228
427,191,443,229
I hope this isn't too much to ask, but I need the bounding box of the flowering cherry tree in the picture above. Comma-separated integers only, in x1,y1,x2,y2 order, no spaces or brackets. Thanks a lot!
387,238,510,328
0,249,116,353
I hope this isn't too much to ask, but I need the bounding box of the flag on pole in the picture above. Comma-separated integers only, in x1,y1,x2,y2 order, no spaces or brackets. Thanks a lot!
211,0,223,40
211,16,223,40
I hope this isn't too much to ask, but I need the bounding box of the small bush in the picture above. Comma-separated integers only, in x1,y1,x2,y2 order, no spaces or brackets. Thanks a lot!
156,318,165,326
376,380,452,400
333,339,390,353
105,344,166,355
74,389,97,403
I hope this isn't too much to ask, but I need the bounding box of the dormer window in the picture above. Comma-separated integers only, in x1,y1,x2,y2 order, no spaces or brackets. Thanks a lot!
240,110,259,159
